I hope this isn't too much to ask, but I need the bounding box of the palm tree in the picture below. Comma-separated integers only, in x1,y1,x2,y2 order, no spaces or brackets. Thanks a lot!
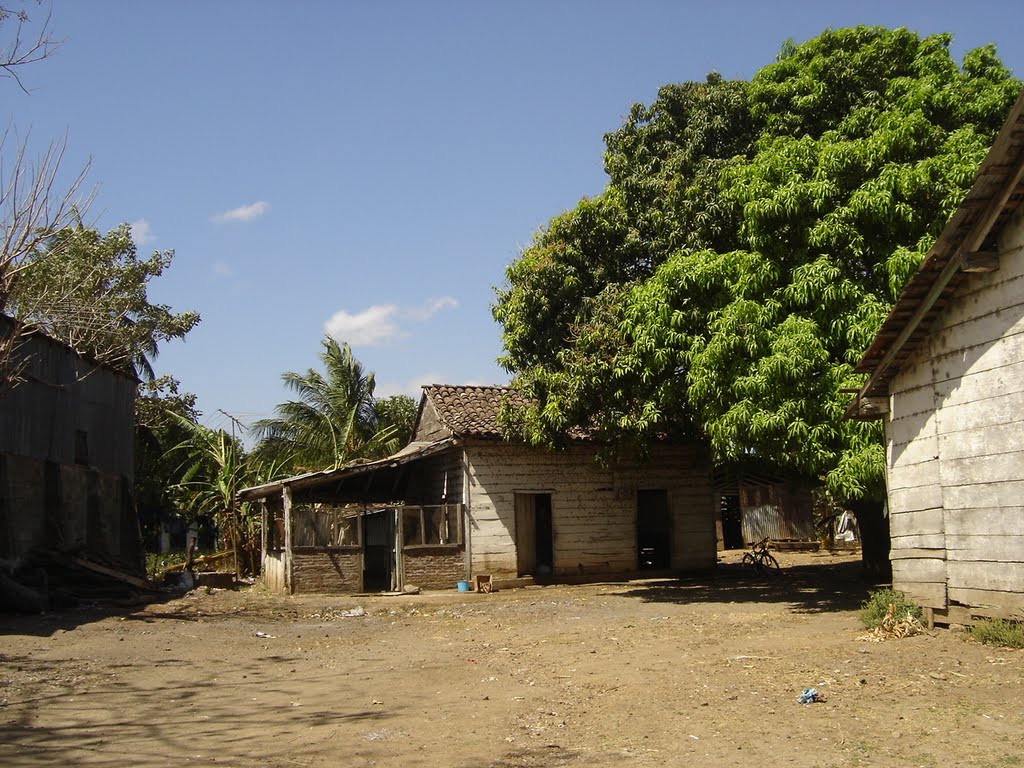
253,336,402,472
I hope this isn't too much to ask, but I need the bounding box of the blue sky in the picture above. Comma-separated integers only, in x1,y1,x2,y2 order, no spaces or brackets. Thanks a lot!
7,1,1024,435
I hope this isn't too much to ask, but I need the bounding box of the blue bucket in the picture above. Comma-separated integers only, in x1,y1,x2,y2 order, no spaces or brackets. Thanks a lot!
456,580,471,592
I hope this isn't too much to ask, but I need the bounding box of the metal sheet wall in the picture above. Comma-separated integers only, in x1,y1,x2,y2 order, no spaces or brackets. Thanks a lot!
0,329,135,477
739,484,816,544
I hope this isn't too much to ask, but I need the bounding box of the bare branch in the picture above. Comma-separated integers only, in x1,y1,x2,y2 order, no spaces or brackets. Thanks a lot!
0,4,62,95
0,128,93,392
0,129,93,291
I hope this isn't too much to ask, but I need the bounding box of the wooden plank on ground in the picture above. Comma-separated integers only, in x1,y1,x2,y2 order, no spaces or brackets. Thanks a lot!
71,557,152,590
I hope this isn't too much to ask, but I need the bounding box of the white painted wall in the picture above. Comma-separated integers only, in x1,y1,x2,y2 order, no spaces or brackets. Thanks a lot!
463,441,716,580
886,202,1024,616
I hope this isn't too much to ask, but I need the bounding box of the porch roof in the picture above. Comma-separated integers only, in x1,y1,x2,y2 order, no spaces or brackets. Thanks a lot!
236,436,459,503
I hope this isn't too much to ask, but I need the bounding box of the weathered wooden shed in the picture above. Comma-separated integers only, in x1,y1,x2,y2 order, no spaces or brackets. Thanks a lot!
848,89,1024,624
712,468,816,550
0,317,142,575
239,384,717,593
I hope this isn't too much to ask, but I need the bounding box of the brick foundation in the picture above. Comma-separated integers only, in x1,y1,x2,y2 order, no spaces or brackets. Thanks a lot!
291,548,362,593
401,547,464,590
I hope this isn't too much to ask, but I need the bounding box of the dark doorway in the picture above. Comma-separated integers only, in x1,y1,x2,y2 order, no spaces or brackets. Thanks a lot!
363,510,395,591
637,489,671,570
720,493,744,549
515,493,554,577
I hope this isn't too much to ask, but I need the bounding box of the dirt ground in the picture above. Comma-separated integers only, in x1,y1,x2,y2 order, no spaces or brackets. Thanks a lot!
1,551,1022,768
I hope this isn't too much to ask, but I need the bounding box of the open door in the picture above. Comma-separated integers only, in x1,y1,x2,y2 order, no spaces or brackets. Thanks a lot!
637,489,671,570
515,493,553,577
720,494,743,550
363,509,395,591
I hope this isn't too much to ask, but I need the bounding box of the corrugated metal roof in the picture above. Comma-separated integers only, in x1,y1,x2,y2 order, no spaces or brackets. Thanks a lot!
847,89,1024,418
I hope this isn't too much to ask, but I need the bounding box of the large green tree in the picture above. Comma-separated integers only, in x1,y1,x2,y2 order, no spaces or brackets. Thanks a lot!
494,28,1020,571
8,222,200,378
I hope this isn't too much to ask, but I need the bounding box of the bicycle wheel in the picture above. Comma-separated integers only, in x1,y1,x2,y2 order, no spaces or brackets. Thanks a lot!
760,552,780,571
741,552,756,569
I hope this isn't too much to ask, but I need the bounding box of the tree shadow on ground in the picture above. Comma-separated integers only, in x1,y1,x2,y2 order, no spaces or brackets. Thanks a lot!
617,558,883,615
0,588,204,638
0,653,398,768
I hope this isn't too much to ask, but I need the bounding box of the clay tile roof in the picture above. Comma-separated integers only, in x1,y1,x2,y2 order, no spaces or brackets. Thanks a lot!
422,384,528,439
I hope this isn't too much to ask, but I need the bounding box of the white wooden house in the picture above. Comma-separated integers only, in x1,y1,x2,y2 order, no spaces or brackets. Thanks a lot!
240,384,717,593
848,90,1024,625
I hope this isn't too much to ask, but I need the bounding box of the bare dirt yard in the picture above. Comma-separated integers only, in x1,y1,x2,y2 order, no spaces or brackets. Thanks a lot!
1,551,1022,768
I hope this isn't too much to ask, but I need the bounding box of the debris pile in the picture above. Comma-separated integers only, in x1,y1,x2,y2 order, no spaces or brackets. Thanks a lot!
306,606,367,621
860,602,925,642
1,549,152,613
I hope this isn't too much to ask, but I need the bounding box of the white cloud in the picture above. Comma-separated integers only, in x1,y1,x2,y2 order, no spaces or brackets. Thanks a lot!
212,262,234,278
211,201,270,223
406,296,458,322
324,304,405,347
324,296,459,348
130,219,155,245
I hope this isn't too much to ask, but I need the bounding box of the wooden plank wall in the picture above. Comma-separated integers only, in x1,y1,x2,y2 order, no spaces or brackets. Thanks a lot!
464,441,716,580
886,203,1024,616
404,451,463,505
412,399,449,442
263,552,287,594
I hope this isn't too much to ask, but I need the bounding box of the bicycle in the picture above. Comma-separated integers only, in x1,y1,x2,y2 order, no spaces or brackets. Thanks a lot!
742,538,780,575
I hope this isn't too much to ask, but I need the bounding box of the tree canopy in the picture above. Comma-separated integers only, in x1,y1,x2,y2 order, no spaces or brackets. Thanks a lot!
494,27,1021,501
253,336,415,472
8,222,200,378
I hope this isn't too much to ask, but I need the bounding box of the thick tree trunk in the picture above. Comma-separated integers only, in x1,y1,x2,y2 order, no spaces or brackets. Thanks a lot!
849,499,891,582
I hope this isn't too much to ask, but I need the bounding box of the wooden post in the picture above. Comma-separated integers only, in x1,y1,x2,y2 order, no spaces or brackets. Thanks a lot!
393,507,403,591
358,506,365,592
463,449,472,581
260,501,268,578
282,485,293,594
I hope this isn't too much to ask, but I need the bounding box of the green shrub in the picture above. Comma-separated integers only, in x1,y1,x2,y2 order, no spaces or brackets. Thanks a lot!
967,618,1024,649
859,588,924,629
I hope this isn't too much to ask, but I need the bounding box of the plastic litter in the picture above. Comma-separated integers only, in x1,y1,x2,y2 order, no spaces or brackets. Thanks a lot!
798,688,820,704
